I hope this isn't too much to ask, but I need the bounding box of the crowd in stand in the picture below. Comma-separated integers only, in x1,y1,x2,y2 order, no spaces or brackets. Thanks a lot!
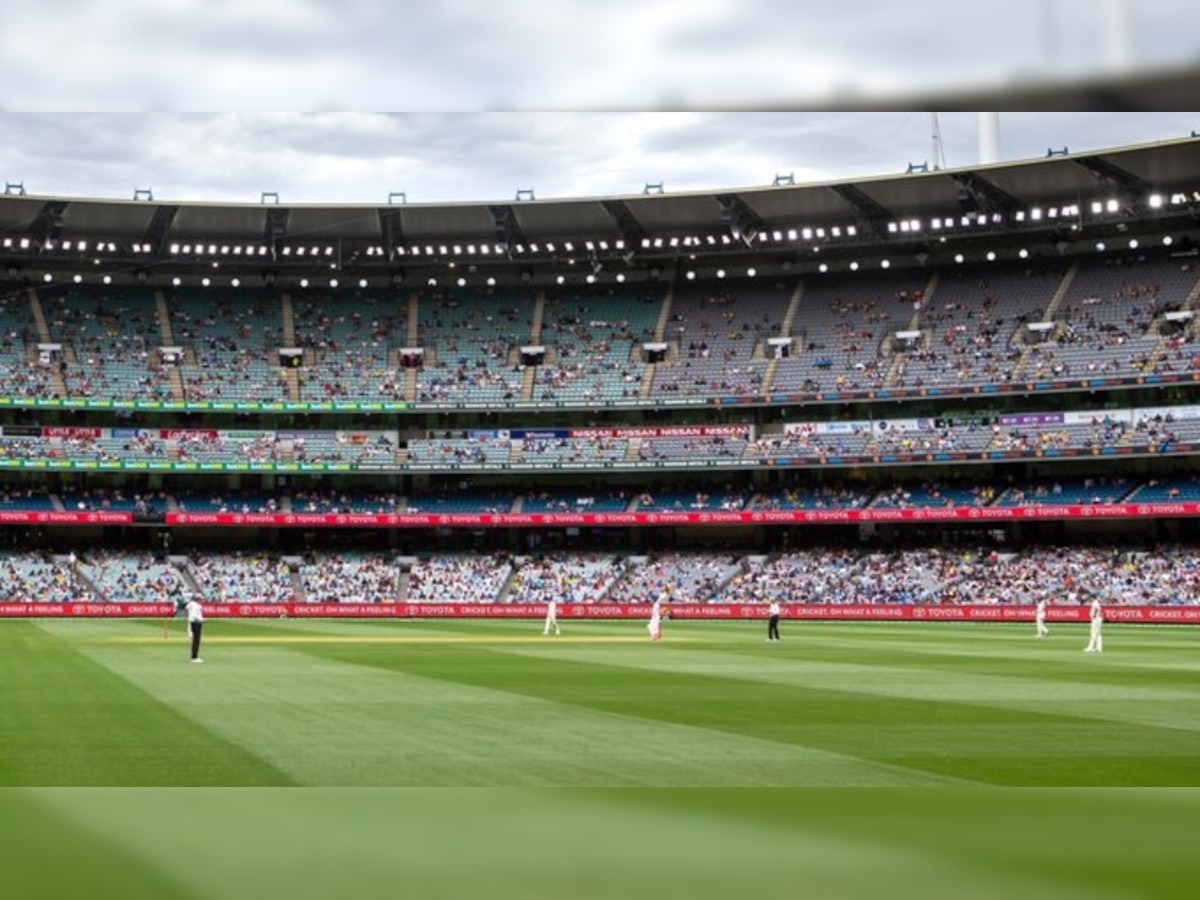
303,554,397,604
507,553,621,604
408,555,514,604
0,554,76,603
291,491,400,514
2,544,1198,606
607,554,740,604
189,552,296,604
12,472,1200,517
83,550,180,602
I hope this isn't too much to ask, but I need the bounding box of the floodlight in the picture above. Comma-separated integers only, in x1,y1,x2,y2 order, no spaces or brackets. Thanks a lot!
201,277,211,287
685,271,695,280
329,278,339,288
880,260,891,269
556,275,565,285
1163,236,1174,246
818,263,828,273
72,274,82,283
615,273,625,283
954,254,964,264
1105,199,1119,213
456,277,466,287
715,269,726,279
1019,248,1029,259
299,278,309,288
486,277,496,287
746,267,757,277
1149,194,1164,209
231,278,241,287
1128,239,1139,250
358,278,368,288
986,251,996,261
1095,242,1106,252
172,277,181,287
102,275,112,285
848,261,859,271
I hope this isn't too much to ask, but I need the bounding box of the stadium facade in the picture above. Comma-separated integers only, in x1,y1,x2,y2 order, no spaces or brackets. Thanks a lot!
2,136,1200,615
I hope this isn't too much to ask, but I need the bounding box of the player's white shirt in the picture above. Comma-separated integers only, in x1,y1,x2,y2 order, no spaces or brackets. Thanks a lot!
186,599,204,623
648,600,667,633
1090,598,1103,622
768,601,781,616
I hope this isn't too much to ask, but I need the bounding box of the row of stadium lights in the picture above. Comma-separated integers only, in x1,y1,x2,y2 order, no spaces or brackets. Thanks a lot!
30,236,1176,288
10,193,1197,262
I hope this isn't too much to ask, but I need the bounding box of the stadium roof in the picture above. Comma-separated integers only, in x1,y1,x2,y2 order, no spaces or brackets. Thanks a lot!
2,136,1198,279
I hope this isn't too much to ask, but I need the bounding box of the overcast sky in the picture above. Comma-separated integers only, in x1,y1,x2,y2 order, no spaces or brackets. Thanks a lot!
0,1,1196,205
1,112,1195,206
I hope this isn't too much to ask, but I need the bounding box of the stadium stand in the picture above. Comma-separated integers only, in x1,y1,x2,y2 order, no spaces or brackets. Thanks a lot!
291,289,407,402
4,136,1200,623
42,285,176,401
168,287,289,402
415,287,530,405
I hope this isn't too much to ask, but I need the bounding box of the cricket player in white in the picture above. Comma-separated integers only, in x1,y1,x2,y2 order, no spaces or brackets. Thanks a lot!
1035,597,1049,638
543,597,560,636
1084,595,1103,653
648,595,664,641
186,597,205,663
767,600,781,642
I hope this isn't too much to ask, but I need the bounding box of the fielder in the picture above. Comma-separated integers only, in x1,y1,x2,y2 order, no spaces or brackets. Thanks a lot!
1035,597,1049,638
542,597,560,636
1084,594,1103,653
648,594,665,641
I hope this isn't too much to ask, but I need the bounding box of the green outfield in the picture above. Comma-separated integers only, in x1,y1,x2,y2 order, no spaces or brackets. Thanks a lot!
5,617,1200,900
4,617,1200,787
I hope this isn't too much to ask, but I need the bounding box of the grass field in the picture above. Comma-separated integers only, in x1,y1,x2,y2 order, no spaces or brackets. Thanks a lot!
4,617,1200,898
5,616,1200,787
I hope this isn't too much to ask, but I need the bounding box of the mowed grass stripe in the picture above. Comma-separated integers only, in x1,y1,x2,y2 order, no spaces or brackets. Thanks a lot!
51,619,955,786
298,623,1200,786
506,623,1200,735
0,622,293,786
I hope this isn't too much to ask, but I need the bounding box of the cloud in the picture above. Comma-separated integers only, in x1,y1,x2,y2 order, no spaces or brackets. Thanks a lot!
0,112,1195,206
0,1,1196,109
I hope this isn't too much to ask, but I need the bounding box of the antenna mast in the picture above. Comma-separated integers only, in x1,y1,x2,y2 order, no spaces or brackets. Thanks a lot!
931,112,947,170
